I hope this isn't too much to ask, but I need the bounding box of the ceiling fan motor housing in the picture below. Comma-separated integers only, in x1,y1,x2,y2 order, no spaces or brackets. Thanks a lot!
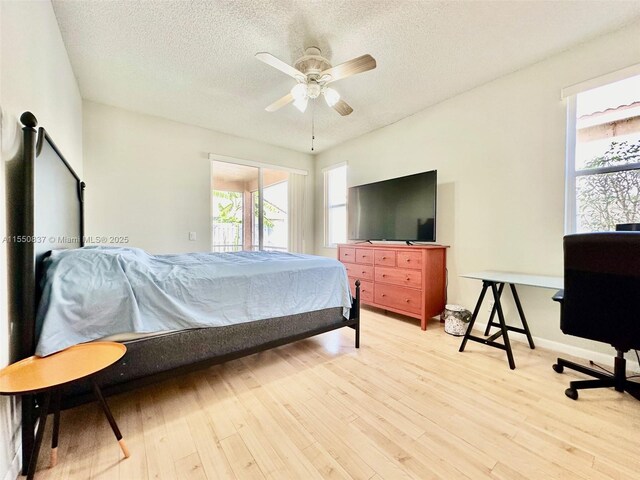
294,46,331,77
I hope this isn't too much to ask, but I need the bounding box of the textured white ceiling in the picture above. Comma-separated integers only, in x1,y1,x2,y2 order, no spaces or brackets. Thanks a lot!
52,0,640,154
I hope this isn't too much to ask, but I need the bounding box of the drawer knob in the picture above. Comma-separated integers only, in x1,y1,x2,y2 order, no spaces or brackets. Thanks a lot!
406,278,410,281
382,256,386,259
405,299,410,303
362,271,366,274
382,294,386,297
382,274,386,277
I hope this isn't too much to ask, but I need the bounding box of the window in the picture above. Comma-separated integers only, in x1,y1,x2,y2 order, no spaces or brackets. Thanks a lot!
566,74,640,233
324,164,347,247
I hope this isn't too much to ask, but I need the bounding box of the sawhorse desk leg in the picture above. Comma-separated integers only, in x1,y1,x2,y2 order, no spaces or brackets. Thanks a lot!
459,280,535,370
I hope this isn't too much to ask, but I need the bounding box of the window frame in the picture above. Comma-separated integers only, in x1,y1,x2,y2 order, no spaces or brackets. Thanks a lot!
564,95,578,234
323,163,347,248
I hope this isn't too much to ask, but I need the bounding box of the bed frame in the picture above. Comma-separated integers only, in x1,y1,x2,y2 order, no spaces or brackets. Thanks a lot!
11,112,360,474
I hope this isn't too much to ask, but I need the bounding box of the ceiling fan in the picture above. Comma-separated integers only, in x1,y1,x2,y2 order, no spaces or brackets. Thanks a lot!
256,47,376,116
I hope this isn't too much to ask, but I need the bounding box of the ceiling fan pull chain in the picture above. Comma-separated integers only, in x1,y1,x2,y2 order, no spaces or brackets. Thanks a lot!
311,100,315,151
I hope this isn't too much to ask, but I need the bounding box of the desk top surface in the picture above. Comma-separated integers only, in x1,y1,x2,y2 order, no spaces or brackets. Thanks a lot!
0,342,126,395
461,271,564,289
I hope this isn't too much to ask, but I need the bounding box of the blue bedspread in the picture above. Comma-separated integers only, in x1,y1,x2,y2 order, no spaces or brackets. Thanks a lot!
35,247,351,356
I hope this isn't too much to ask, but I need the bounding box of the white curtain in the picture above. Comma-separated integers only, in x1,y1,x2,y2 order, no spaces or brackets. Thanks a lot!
288,173,306,253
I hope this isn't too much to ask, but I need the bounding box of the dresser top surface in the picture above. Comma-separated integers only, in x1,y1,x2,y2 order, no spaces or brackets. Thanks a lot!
338,243,448,250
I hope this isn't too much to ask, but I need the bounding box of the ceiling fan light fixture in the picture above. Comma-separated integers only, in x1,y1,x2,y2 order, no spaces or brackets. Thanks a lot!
324,87,340,107
293,97,308,112
291,83,307,101
306,82,321,99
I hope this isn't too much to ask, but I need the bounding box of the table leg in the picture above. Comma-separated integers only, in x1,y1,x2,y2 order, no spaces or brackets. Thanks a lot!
21,394,35,476
91,380,130,458
492,283,515,370
26,391,51,480
483,282,505,336
509,284,535,349
459,281,489,352
50,389,62,467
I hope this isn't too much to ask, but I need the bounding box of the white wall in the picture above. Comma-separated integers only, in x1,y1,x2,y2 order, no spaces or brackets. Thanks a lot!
83,101,314,254
1,1,82,175
315,20,640,357
0,2,82,479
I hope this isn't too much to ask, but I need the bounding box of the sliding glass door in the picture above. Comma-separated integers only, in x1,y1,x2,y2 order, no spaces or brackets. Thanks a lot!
211,161,289,252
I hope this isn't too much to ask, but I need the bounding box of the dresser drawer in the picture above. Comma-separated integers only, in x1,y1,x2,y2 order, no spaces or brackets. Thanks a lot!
339,247,356,263
342,262,357,278
350,264,374,281
397,251,422,270
349,279,373,303
375,266,422,289
375,284,422,315
355,248,374,265
374,250,396,266
343,263,373,281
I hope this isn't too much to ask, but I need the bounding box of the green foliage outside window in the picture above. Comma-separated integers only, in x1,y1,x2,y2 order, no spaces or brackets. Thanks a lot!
213,190,243,224
213,190,278,229
577,140,640,232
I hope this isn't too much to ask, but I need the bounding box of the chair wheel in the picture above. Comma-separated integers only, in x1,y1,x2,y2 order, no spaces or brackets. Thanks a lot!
565,388,578,400
552,363,564,373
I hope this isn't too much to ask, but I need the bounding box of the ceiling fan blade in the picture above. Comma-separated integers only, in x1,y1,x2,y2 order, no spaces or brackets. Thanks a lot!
321,54,376,83
255,52,305,80
265,93,294,112
332,99,353,116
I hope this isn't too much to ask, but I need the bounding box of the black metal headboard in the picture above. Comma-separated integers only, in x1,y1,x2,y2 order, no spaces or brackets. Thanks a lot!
7,112,84,473
12,112,85,361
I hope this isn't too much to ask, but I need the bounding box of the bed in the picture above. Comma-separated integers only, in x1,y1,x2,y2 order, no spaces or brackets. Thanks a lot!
9,112,361,473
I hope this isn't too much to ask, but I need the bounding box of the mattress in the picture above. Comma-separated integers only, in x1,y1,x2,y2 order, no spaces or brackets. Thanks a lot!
36,247,352,356
99,330,175,342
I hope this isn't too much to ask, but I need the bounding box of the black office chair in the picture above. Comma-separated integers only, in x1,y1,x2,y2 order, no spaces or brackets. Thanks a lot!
616,223,640,231
552,232,640,401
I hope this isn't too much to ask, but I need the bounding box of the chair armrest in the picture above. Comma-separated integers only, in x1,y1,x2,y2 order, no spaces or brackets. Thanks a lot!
552,289,564,304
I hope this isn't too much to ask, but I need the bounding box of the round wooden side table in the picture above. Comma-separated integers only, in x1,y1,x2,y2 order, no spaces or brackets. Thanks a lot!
0,342,130,480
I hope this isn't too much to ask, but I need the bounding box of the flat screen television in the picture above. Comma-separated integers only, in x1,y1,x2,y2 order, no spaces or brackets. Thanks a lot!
348,170,437,242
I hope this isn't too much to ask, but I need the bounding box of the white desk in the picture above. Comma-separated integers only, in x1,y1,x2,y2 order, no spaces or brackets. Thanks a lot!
458,271,563,369
461,271,563,290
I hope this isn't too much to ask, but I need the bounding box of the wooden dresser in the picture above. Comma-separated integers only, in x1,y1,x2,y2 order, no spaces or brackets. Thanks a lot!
337,243,447,330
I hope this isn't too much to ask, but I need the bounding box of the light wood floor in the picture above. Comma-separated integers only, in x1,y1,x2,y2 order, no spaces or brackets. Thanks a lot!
33,308,640,480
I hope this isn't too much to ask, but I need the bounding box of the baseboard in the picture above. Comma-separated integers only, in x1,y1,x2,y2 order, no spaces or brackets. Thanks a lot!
473,321,640,374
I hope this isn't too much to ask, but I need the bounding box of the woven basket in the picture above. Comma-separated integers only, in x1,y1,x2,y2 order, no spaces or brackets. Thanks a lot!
443,304,471,336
